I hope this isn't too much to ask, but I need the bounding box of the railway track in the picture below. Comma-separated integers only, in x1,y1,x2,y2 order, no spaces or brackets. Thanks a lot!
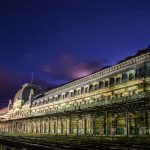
0,135,150,150
0,137,70,150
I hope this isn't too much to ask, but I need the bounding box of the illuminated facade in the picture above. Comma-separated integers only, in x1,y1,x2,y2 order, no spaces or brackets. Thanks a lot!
1,48,150,136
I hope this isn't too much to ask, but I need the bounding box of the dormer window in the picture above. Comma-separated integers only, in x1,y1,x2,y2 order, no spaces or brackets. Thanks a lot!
94,84,98,90
62,94,65,99
49,97,53,102
85,87,89,93
99,81,104,89
76,88,81,95
122,73,128,82
110,78,115,86
70,91,74,97
129,73,134,80
105,81,109,87
54,96,58,101
116,77,121,84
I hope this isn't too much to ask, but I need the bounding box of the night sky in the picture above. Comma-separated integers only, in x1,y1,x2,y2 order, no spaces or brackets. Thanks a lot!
0,0,150,107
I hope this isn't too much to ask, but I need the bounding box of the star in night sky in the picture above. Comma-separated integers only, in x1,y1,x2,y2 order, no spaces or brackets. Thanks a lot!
0,0,150,107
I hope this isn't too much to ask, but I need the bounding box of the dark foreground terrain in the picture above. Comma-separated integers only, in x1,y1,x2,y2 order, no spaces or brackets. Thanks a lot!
0,134,150,150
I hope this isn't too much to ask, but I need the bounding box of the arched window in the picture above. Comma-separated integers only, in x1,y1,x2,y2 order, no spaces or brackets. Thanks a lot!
99,81,104,89
129,73,134,80
116,77,121,84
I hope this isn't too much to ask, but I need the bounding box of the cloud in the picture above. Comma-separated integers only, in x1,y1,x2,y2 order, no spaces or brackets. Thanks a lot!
33,79,55,89
0,69,53,108
0,53,107,108
42,53,107,81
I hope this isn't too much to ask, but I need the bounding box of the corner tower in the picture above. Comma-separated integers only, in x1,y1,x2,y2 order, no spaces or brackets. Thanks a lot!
8,83,44,119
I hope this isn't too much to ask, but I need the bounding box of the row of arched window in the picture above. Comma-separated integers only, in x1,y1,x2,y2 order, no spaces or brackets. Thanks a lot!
32,68,146,107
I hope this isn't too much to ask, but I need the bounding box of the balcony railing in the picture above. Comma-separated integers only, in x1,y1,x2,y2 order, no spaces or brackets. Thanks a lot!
83,92,148,108
33,92,150,117
12,92,149,120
